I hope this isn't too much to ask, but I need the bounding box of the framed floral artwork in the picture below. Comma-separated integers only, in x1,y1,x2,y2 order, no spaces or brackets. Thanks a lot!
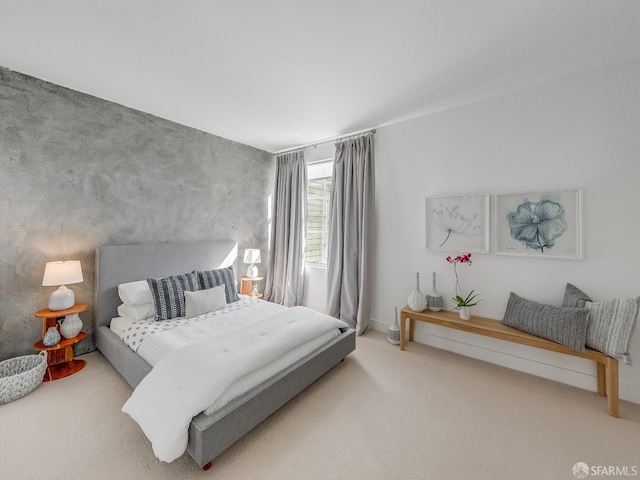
495,190,582,259
425,194,490,253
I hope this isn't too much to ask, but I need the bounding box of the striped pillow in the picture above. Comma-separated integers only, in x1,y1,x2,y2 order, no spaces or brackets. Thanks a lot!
501,292,589,352
585,297,640,365
147,271,200,320
197,266,239,304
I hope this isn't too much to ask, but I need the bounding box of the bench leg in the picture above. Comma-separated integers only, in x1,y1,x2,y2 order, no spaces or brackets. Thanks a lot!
596,361,607,397
409,318,415,342
399,313,415,351
605,357,619,418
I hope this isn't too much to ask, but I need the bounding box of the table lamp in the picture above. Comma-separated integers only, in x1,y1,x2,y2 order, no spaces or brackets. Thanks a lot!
42,260,83,311
243,249,261,278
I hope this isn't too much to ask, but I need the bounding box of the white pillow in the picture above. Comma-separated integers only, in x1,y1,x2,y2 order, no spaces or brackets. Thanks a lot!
585,297,639,365
117,303,155,321
185,285,227,318
118,280,153,305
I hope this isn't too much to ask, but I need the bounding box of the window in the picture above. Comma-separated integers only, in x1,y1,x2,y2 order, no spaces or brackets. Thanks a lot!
306,161,333,266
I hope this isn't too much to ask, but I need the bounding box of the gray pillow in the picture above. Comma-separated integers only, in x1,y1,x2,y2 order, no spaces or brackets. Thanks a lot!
147,271,200,320
501,292,588,352
584,297,640,365
562,283,592,308
197,266,239,303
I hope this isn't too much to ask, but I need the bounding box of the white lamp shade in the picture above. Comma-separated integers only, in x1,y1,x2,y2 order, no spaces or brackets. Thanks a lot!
43,261,83,311
243,249,261,264
42,261,83,286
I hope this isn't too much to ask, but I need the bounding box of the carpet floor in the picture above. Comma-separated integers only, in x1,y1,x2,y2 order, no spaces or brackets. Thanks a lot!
1,330,639,480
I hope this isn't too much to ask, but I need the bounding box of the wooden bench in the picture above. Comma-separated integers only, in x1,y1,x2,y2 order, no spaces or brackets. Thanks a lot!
399,306,620,417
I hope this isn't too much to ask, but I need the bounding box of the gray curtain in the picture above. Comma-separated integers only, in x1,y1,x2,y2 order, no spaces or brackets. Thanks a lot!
263,150,308,307
327,133,375,335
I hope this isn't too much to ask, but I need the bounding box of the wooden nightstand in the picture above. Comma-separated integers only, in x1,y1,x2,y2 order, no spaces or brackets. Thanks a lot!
240,276,264,298
34,303,87,381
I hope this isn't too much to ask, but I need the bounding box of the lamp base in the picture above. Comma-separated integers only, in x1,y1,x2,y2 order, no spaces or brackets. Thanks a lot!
48,286,75,311
246,264,258,278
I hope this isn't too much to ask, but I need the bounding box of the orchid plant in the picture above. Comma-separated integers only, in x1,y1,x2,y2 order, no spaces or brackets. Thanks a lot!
446,253,481,309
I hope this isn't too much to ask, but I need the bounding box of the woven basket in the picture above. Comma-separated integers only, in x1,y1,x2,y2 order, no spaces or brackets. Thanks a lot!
0,351,47,404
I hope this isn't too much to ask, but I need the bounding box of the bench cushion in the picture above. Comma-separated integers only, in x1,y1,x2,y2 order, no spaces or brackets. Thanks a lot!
585,297,640,365
501,292,588,352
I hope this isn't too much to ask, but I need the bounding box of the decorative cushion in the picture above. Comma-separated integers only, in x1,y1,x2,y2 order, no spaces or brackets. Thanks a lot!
584,297,640,365
562,283,592,308
147,271,200,320
197,266,239,303
118,280,153,306
501,292,589,352
117,303,155,321
184,285,227,318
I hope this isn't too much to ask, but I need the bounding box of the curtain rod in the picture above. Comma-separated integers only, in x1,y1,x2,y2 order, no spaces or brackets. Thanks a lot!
274,127,376,155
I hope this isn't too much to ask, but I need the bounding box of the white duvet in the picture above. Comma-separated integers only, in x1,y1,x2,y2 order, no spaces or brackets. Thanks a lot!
122,306,347,463
114,298,338,416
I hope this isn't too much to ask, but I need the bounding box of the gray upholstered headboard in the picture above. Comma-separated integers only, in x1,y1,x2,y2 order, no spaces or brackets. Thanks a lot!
94,241,238,330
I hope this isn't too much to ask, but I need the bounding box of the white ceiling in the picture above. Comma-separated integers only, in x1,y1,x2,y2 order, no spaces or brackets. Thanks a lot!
1,1,640,153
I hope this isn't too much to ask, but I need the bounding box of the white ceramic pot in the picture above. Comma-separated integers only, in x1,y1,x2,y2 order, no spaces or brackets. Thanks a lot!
459,306,471,320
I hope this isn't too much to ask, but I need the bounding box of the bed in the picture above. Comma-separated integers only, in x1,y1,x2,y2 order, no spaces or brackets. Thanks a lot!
94,241,356,469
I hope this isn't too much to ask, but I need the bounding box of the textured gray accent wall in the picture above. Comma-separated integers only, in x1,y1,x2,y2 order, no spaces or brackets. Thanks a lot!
0,66,274,360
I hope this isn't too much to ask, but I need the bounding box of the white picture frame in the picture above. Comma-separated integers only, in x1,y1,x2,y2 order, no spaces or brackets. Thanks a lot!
495,189,582,259
425,194,490,253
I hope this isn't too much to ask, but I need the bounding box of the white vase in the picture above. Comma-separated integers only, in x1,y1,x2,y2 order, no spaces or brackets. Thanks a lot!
459,306,471,320
408,272,427,312
426,272,443,312
387,307,400,345
60,313,83,339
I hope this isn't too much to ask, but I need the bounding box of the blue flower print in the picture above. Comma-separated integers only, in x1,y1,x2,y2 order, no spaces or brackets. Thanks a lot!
507,200,567,252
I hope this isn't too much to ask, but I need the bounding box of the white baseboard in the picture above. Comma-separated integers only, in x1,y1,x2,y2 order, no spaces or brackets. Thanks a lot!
370,318,640,406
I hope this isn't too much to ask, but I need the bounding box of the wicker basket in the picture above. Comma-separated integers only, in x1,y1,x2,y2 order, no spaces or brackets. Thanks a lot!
0,351,48,404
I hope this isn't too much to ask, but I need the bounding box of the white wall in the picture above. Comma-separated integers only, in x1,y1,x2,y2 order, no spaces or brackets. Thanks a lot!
302,265,329,313
371,61,640,404
300,62,640,404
